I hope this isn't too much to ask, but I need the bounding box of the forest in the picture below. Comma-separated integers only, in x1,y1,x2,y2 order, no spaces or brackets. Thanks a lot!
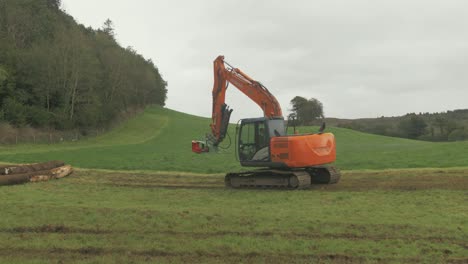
0,0,167,131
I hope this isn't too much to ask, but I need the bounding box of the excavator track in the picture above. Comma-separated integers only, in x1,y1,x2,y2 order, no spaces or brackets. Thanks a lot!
225,166,341,189
225,169,310,189
307,165,341,184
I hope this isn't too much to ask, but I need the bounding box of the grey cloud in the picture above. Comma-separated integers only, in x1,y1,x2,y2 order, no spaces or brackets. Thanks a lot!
63,0,468,119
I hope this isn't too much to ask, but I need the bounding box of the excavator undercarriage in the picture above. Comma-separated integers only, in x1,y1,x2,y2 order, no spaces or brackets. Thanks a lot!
225,165,341,189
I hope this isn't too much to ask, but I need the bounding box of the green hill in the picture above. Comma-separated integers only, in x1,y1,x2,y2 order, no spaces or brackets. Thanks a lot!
0,106,467,172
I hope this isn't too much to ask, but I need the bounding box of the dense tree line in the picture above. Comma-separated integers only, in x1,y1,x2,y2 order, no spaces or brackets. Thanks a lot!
286,96,468,142
337,110,468,142
0,0,167,130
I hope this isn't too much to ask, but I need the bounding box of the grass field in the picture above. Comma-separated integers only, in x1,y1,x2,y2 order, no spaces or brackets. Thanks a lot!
0,168,467,263
1,106,467,263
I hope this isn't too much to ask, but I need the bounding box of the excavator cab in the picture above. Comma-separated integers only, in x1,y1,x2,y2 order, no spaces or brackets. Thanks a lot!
237,117,285,164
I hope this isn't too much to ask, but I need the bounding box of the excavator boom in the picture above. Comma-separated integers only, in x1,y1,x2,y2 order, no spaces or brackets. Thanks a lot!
210,56,282,146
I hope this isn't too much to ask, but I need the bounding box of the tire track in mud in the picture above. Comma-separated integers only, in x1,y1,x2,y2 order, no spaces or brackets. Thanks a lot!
0,247,457,264
1,247,466,264
0,225,111,234
69,168,468,191
1,225,466,248
98,174,468,191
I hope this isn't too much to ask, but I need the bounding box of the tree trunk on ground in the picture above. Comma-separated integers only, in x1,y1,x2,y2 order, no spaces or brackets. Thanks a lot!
0,160,65,175
0,165,72,186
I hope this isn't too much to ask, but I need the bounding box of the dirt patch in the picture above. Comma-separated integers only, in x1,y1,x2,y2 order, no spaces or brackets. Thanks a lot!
2,224,465,248
2,246,465,264
0,247,430,263
1,223,465,263
328,169,468,191
154,230,467,247
78,168,468,191
109,183,222,189
0,225,110,234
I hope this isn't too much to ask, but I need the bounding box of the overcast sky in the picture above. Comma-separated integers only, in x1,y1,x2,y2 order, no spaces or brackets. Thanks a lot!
62,0,468,119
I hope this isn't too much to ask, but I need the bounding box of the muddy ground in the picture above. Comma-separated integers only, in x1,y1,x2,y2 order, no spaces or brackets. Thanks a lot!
77,168,468,191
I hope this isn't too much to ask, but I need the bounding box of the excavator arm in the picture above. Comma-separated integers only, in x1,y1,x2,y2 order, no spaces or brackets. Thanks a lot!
209,55,283,146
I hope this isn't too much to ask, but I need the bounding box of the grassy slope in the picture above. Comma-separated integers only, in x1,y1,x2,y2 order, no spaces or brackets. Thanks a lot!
0,107,239,173
0,106,467,173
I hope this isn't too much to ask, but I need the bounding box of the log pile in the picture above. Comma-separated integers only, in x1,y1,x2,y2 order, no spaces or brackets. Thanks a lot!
0,160,73,186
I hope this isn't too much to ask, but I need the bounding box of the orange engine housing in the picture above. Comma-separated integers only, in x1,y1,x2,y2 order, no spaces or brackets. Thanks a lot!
270,132,336,168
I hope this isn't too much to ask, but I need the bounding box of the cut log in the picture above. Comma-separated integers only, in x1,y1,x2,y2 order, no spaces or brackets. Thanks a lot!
1,160,65,175
30,165,73,182
0,165,73,186
0,174,31,185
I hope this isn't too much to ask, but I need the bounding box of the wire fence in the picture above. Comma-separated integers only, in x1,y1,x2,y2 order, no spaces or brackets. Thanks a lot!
0,124,108,145
0,108,145,145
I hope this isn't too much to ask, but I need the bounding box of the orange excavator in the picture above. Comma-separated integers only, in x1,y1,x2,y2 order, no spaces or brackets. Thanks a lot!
192,55,340,189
